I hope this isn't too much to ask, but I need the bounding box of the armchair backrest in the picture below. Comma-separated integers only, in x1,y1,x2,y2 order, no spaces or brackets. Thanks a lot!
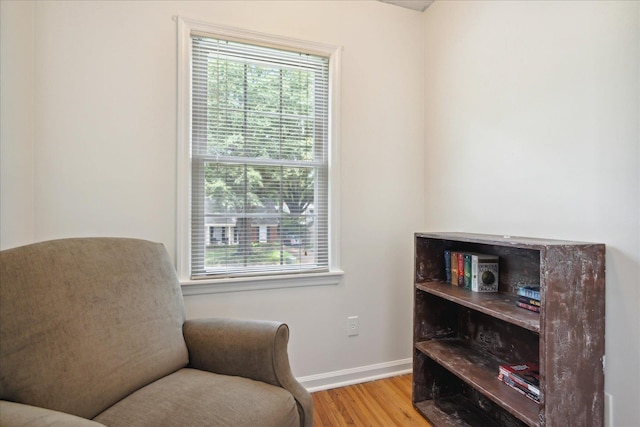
0,238,189,419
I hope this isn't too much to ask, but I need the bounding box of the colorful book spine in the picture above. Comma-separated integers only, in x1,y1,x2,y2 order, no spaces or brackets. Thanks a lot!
517,286,541,300
516,301,541,313
457,253,465,287
518,296,541,307
444,250,451,283
463,254,472,289
450,252,458,285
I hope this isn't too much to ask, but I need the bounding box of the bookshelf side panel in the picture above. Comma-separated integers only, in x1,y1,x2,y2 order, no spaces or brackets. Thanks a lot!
540,244,606,427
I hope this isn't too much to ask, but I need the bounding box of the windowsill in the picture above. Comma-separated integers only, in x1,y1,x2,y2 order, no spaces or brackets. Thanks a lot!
180,270,344,295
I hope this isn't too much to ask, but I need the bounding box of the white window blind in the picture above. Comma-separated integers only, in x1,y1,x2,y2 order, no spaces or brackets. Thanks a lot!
190,32,330,279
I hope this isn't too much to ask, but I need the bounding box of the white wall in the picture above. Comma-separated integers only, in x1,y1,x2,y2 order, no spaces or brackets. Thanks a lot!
423,2,640,425
1,1,35,249
0,0,425,384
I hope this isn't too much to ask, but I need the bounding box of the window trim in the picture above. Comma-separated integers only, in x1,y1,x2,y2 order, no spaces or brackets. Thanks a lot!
176,17,342,294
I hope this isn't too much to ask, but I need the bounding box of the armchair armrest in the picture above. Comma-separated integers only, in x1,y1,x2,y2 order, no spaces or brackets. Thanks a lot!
183,318,313,427
0,401,105,426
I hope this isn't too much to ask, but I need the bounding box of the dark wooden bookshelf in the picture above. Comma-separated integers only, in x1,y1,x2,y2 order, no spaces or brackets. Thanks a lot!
412,232,605,427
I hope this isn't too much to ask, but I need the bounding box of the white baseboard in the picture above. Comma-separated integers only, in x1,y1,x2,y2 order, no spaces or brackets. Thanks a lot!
297,358,412,393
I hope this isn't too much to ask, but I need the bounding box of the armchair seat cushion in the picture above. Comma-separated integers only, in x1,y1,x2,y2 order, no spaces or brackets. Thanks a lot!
93,368,300,427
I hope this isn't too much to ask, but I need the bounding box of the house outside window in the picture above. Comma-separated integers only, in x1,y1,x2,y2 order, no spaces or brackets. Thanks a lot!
177,18,342,293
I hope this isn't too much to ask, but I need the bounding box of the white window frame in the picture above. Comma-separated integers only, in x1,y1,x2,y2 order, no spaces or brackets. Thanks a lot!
176,17,342,295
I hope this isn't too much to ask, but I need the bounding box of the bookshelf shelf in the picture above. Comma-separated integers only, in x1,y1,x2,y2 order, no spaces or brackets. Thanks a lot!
412,232,605,427
415,339,539,427
415,281,540,333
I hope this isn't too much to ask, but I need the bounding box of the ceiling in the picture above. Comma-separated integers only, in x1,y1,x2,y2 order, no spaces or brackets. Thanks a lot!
378,0,434,12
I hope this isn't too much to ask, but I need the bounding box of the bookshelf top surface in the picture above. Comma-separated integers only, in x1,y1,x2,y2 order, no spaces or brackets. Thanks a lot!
415,232,603,249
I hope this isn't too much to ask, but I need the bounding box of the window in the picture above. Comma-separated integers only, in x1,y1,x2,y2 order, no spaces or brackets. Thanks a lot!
177,18,342,293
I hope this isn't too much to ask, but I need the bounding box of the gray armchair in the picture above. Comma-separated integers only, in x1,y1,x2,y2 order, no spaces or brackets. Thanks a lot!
0,238,313,427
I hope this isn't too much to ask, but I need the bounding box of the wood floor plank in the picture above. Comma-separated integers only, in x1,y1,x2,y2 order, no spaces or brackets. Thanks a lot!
315,390,342,426
346,383,397,426
366,379,427,426
311,374,432,426
324,388,360,426
313,391,345,427
327,387,364,426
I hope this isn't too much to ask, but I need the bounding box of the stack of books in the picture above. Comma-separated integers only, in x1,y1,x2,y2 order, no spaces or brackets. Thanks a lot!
516,286,541,313
498,362,540,403
444,250,499,292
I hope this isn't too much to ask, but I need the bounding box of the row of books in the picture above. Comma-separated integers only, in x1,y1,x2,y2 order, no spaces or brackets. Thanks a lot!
516,286,541,313
498,362,540,403
444,250,499,292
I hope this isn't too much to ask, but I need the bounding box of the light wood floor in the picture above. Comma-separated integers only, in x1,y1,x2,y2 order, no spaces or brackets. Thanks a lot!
311,374,432,427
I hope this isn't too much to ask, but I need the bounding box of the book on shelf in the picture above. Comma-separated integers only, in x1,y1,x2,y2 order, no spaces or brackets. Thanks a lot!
516,301,541,313
498,362,540,399
498,371,540,403
518,296,541,307
457,252,465,286
450,252,458,285
463,253,472,289
444,250,451,283
470,253,499,292
517,286,541,301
